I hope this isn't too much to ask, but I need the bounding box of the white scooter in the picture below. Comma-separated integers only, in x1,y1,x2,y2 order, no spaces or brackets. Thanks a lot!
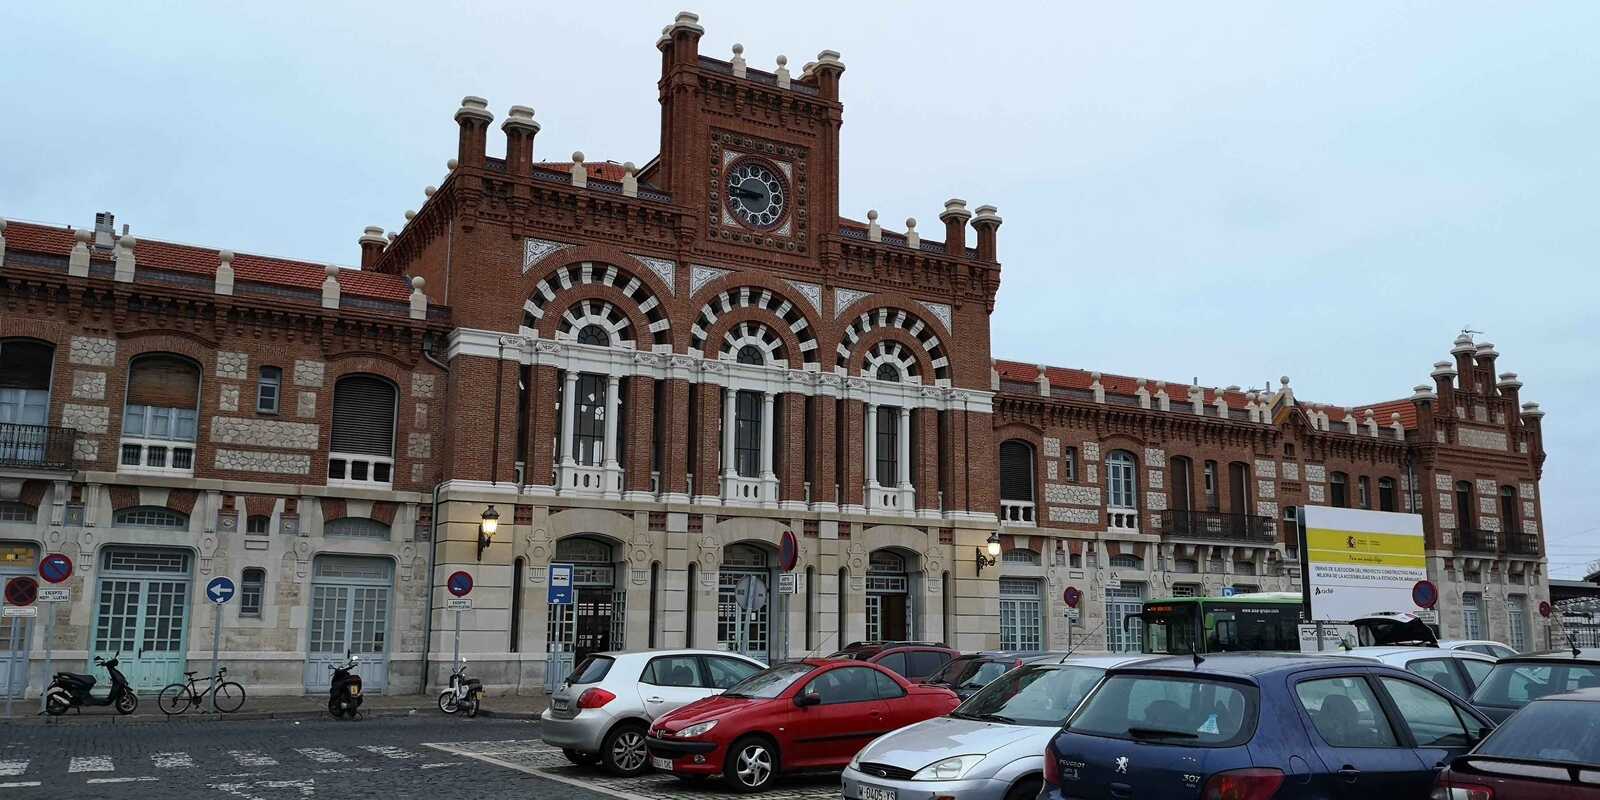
437,657,483,717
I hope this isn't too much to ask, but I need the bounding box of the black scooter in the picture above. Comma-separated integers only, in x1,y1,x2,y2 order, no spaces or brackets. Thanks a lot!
327,653,364,719
44,652,139,716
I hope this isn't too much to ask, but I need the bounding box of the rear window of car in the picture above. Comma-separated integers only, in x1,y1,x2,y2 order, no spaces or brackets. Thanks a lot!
1067,674,1255,746
877,652,909,676
958,665,1106,727
931,655,979,685
1475,700,1600,764
568,655,614,685
1472,662,1600,707
908,651,952,679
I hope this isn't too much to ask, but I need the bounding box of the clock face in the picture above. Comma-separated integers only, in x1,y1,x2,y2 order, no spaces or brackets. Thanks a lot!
725,160,787,229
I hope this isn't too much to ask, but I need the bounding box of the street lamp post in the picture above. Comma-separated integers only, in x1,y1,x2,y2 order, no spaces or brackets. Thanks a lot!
976,531,1001,572
478,505,499,561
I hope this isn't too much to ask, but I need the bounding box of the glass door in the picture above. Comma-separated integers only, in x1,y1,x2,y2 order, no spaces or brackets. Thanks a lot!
304,556,391,691
90,548,192,691
999,578,1043,651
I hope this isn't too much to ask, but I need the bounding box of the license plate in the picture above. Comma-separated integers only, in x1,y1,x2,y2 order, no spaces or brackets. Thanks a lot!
651,757,674,771
859,785,896,800
349,685,361,696
553,699,568,711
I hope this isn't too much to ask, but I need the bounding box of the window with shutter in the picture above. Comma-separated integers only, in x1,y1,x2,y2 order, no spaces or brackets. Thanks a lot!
120,354,201,474
329,375,398,486
998,441,1034,501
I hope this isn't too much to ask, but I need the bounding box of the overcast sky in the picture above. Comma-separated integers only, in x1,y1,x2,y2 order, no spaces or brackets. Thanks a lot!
3,2,1596,578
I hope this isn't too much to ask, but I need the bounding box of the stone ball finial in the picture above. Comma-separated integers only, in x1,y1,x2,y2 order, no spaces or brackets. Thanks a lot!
411,276,425,290
363,225,384,237
325,264,340,277
866,209,878,221
447,158,459,170
776,54,788,67
905,217,917,230
404,210,416,221
74,228,91,243
571,151,585,164
623,161,637,173
0,219,6,232
119,234,137,248
424,186,436,197
732,43,744,56
1279,375,1290,386
219,249,234,262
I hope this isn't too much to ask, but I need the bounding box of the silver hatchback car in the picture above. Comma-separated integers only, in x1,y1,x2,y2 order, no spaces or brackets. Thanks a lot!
541,649,765,776
842,655,1150,800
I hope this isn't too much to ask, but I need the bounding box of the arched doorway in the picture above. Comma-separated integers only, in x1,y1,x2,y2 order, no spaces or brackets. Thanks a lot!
718,543,776,662
866,549,916,642
547,536,624,664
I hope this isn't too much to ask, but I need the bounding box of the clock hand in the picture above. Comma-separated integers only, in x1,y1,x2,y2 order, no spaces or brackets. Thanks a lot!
729,186,764,200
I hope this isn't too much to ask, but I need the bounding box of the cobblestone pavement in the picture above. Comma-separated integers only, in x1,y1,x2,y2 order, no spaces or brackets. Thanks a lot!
0,715,612,800
424,739,841,800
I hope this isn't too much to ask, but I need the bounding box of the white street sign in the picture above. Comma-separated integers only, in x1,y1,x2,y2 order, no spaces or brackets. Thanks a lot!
1065,608,1081,624
778,573,797,594
1105,571,1123,591
445,598,473,610
37,588,70,603
1297,623,1357,653
2,606,38,617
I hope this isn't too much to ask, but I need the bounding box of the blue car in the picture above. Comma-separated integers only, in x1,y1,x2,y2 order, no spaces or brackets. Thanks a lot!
1043,653,1496,800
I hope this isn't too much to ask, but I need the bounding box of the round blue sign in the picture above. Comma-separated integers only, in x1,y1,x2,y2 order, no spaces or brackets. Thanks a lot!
206,576,236,605
1412,579,1438,610
39,553,73,584
447,570,474,598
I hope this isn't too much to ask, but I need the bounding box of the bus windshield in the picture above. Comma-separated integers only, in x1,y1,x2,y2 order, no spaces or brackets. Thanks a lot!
1142,598,1303,654
1143,604,1201,654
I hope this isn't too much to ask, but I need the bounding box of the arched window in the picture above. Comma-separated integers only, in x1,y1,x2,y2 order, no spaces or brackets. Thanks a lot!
575,324,611,347
113,506,188,529
330,375,397,485
1329,471,1349,508
998,440,1035,504
875,363,901,383
1002,548,1040,565
1107,450,1138,509
121,354,200,473
324,517,391,539
246,515,271,535
736,344,765,366
1378,478,1397,512
240,567,265,617
0,340,54,436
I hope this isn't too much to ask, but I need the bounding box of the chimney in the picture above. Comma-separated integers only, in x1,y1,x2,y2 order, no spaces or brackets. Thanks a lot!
972,205,1002,262
454,96,494,169
812,49,845,102
69,229,91,276
215,250,235,295
1411,384,1437,444
321,265,341,309
1451,333,1476,393
663,11,704,67
1431,361,1456,407
502,105,540,177
93,212,116,249
1475,342,1499,396
113,235,137,282
358,227,386,270
1498,372,1523,437
939,199,970,256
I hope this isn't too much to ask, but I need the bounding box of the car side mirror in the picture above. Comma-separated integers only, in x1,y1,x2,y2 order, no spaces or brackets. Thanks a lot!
795,691,821,708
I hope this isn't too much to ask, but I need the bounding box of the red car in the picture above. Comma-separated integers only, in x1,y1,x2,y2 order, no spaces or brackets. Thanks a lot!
645,658,959,792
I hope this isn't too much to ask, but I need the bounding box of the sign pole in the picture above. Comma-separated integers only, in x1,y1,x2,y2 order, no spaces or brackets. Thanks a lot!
38,607,54,716
209,603,222,712
453,609,461,669
4,621,18,719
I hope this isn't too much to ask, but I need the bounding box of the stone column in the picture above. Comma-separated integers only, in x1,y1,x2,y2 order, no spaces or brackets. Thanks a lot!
760,391,777,504
722,387,737,480
865,402,879,491
602,374,622,498
560,370,578,467
896,408,912,488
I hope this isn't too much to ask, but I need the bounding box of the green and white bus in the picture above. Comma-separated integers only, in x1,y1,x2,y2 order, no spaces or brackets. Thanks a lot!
1140,592,1304,655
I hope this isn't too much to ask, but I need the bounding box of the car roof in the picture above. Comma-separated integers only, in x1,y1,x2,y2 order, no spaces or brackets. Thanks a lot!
1535,687,1600,703
1439,640,1509,649
596,649,762,661
1328,646,1493,661
1028,654,1159,669
1495,649,1600,665
1117,652,1375,678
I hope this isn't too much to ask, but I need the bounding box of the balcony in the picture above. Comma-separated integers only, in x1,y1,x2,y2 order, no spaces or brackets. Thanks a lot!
1457,528,1499,554
1000,499,1036,527
0,423,77,471
1160,510,1276,545
1507,533,1540,556
1107,508,1140,533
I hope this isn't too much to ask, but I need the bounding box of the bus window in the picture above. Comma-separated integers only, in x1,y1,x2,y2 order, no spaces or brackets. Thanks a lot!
1142,604,1200,654
1210,605,1301,651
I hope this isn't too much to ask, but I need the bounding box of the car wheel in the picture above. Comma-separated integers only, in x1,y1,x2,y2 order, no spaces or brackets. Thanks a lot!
1005,777,1042,800
562,749,598,766
601,723,650,776
724,736,778,792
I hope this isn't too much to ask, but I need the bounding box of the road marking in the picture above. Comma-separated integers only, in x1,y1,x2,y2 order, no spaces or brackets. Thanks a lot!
312,767,379,775
153,752,195,769
68,756,114,773
228,750,279,767
209,778,316,799
419,762,461,769
293,747,350,763
421,742,648,800
0,781,41,789
0,761,26,777
87,776,160,785
357,745,416,759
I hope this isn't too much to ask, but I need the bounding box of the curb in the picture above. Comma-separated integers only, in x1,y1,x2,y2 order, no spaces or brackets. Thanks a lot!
1,707,543,726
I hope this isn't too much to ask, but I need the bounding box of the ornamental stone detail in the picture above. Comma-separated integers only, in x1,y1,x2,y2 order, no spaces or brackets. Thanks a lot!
74,439,98,461
1308,484,1326,503
1046,461,1058,480
1475,478,1497,495
1257,480,1276,500
832,287,870,317
784,279,821,313
1438,512,1456,530
1144,448,1167,465
1304,464,1326,483
1282,462,1300,481
1257,500,1279,519
689,264,731,296
522,238,575,273
294,360,325,388
412,374,435,400
1045,484,1101,506
216,351,248,379
1049,507,1100,525
1042,437,1061,458
1479,515,1501,533
1435,473,1454,491
415,403,428,429
209,417,320,450
71,370,106,400
630,254,677,295
296,391,316,418
1520,482,1535,499
1147,492,1168,511
1438,492,1452,511
1522,500,1536,518
1086,464,1098,484
916,300,953,333
1081,441,1100,462
1147,470,1164,490
406,433,432,459
1436,429,1448,444
1522,520,1539,536
1458,427,1509,451
68,336,115,366
219,384,240,413
1479,496,1498,516
61,403,108,434
215,449,312,475
1254,459,1277,478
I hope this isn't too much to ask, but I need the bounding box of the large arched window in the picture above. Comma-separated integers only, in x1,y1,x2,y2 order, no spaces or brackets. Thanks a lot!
736,344,765,366
0,339,54,433
1107,450,1138,509
121,354,200,473
999,440,1035,524
875,363,901,383
575,324,611,347
329,375,397,486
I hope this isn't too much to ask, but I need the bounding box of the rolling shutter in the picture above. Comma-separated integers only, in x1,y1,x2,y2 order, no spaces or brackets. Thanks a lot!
126,355,200,407
330,376,396,456
0,341,54,390
998,440,1033,501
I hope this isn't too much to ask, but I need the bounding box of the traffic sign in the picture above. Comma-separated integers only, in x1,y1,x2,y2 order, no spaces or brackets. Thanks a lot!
778,573,797,594
206,576,236,604
548,564,574,605
735,575,767,611
38,553,73,584
779,530,799,572
445,597,473,610
37,588,70,603
4,576,38,607
447,571,474,598
1222,586,1237,597
1412,580,1439,610
1065,608,1081,624
1539,600,1552,618
1105,572,1122,591
2,606,37,618
1063,586,1082,609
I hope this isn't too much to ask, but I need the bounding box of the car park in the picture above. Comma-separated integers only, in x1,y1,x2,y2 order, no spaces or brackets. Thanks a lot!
1434,687,1600,800
541,649,766,776
1440,639,1520,660
921,651,1066,699
1041,653,1495,800
829,642,960,682
1318,646,1497,698
1469,648,1600,723
842,655,1147,800
645,658,959,792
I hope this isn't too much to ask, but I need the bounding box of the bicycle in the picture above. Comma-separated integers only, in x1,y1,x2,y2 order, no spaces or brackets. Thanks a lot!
158,667,247,715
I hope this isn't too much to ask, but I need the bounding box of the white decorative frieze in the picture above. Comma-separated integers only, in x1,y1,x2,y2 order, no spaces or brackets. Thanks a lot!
1254,459,1277,479
630,254,677,295
61,403,108,434
784,279,821,313
216,351,248,380
916,300,953,333
1257,480,1276,500
1458,427,1508,451
1435,473,1454,491
69,336,116,367
1144,447,1167,465
1042,437,1061,459
690,264,731,295
406,433,432,459
1304,464,1326,483
1049,507,1100,525
71,370,106,400
219,385,239,413
294,360,325,388
209,417,320,450
833,287,870,317
1045,484,1101,506
1308,484,1326,503
522,238,574,273
1519,482,1535,499
1282,462,1300,481
215,449,312,475
1147,492,1168,511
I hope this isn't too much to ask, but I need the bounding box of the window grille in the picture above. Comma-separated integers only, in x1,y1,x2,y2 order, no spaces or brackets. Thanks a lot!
101,547,190,573
324,517,391,539
1002,548,1040,565
240,568,265,617
112,506,188,529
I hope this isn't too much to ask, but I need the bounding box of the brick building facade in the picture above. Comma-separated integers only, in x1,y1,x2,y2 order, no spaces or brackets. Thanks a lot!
0,13,1552,696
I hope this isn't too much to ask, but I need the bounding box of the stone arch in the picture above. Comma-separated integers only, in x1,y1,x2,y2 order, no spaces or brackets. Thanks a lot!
835,304,951,385
522,260,671,348
690,282,819,366
546,507,633,543
702,307,808,370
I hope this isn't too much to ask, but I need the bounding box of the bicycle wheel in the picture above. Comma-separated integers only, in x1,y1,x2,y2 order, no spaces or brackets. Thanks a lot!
212,681,247,713
158,683,192,716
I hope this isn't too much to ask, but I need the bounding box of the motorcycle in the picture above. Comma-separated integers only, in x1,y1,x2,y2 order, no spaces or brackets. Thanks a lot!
327,653,364,719
437,657,483,717
44,652,138,716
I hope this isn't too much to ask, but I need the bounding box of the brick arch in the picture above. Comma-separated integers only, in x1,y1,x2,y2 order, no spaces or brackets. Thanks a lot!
534,284,654,349
700,307,807,369
522,258,671,349
846,327,937,385
833,300,951,385
688,275,820,366
324,353,418,388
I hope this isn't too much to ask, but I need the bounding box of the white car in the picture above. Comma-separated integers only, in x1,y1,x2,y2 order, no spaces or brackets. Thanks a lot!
540,649,766,776
1322,645,1497,699
1439,639,1519,660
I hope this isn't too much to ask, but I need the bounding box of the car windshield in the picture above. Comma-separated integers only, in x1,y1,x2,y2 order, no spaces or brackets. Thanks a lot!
1068,674,1254,746
954,665,1105,726
1475,699,1600,764
567,655,614,685
1471,662,1600,708
932,657,1013,690
720,663,814,699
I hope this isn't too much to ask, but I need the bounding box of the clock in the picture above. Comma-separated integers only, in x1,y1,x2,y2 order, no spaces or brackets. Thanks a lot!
725,159,787,229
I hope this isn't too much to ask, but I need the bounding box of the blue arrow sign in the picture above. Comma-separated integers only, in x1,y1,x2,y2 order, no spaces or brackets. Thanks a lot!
206,576,236,604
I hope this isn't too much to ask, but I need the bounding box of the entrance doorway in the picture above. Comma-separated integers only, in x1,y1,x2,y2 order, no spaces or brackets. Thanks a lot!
305,555,393,692
90,547,193,691
999,578,1043,651
547,536,625,665
0,542,38,697
866,550,913,642
718,543,775,662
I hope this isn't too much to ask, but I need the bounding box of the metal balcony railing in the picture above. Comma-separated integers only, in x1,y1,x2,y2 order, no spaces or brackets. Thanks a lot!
1507,533,1540,555
1160,509,1276,544
1457,528,1499,553
0,423,77,470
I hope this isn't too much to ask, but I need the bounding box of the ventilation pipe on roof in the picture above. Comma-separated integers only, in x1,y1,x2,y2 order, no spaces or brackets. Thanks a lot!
454,96,493,170
216,250,234,296
69,229,91,277
973,205,1001,263
502,106,540,178
358,227,386,271
939,199,970,257
812,50,845,101
93,212,116,249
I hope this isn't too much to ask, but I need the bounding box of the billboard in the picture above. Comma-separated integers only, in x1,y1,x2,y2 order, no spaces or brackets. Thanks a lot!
1302,506,1427,622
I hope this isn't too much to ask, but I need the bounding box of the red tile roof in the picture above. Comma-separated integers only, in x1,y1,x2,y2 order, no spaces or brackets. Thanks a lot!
537,161,634,182
3,220,412,303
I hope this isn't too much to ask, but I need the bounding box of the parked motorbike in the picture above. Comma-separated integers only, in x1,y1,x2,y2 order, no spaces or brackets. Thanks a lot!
437,657,483,717
327,654,364,719
44,652,138,716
